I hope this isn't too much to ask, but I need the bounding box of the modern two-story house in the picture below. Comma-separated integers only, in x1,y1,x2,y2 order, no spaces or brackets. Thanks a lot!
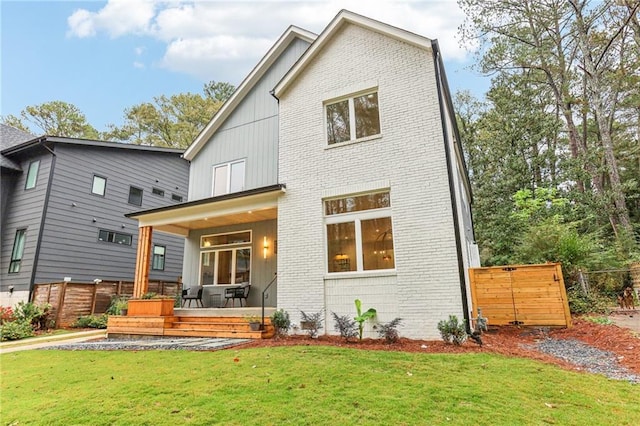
126,10,479,339
0,126,190,305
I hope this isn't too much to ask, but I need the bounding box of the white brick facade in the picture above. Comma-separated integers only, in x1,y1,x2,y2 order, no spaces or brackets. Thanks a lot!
277,23,475,339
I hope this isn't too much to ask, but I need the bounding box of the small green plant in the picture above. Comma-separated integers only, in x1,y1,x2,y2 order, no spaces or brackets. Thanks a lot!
243,315,260,323
567,287,612,315
331,312,358,342
270,309,291,337
437,315,468,345
375,317,403,343
106,297,128,315
14,302,53,330
354,299,376,341
141,292,158,299
582,316,614,326
72,314,108,329
0,320,35,341
300,310,323,338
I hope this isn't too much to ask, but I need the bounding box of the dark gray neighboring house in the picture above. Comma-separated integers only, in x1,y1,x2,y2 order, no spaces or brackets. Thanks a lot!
0,126,190,305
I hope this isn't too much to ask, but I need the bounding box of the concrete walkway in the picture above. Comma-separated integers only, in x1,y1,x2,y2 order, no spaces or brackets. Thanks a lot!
609,309,640,334
0,330,106,354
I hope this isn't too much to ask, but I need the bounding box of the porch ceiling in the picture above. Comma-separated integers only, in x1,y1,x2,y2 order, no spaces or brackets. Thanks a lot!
127,186,283,236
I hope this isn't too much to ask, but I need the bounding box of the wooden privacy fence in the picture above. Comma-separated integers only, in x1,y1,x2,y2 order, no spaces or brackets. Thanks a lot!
31,280,181,328
469,263,572,328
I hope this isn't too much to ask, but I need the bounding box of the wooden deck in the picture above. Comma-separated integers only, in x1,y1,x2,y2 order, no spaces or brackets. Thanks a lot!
107,307,276,339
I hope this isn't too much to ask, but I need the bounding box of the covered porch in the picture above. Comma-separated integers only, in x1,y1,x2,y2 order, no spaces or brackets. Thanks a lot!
107,185,284,339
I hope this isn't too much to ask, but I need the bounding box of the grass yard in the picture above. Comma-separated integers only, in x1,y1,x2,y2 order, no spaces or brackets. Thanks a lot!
1,346,639,425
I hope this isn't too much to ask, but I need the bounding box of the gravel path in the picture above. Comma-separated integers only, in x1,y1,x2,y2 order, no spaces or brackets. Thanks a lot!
42,337,250,352
534,338,639,384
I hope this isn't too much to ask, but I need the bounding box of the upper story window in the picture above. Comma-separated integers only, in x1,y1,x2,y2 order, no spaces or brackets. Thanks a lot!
152,187,165,197
128,186,143,206
91,175,107,196
9,229,27,273
172,193,183,202
324,191,394,273
326,91,380,145
25,160,40,189
212,160,245,196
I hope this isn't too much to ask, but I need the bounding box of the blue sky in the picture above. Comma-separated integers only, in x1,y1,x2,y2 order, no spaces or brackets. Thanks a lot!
1,0,490,134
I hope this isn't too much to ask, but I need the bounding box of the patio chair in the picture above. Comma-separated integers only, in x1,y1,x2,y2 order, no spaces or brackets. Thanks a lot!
224,283,250,307
182,286,204,308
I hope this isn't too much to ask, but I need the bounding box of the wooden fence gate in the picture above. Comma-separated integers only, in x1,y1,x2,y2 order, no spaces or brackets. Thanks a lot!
469,263,572,327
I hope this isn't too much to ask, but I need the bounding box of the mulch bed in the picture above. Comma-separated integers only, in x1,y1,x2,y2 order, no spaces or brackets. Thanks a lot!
239,317,639,376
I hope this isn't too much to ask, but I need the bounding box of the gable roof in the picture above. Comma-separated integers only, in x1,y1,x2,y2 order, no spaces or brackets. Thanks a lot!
273,10,432,98
1,135,185,157
0,124,36,170
183,25,317,161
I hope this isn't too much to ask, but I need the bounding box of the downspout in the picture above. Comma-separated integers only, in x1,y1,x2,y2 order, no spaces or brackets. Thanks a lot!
431,40,471,333
29,139,56,301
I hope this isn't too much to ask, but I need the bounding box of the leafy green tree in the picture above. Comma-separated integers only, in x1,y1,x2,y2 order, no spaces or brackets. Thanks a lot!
1,101,99,138
104,80,235,148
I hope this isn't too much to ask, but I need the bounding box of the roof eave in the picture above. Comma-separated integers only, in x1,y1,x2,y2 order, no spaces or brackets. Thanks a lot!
183,26,317,161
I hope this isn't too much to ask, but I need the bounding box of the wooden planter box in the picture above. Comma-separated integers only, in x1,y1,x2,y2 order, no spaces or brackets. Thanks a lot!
127,299,175,316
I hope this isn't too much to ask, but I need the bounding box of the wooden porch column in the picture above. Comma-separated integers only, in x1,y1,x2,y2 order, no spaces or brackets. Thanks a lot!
132,226,153,298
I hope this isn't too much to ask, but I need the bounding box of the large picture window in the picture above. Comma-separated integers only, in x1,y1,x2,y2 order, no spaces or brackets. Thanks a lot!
200,231,251,285
326,91,380,145
212,160,245,196
9,229,27,273
325,191,394,273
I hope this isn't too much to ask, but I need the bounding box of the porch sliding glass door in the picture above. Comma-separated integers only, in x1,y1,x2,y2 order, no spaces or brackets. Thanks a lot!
200,248,251,285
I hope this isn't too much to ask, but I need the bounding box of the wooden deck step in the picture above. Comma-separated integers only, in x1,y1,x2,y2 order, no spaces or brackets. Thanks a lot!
174,316,272,325
164,328,273,339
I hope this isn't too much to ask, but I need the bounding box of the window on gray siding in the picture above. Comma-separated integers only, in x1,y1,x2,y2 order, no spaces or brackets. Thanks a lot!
326,91,380,145
152,245,166,270
98,229,132,245
172,193,183,202
9,229,27,273
212,160,245,196
152,187,165,197
91,175,107,196
25,160,40,189
128,186,143,206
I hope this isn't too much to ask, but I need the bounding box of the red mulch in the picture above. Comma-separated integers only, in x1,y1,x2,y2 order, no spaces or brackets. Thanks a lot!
238,317,640,375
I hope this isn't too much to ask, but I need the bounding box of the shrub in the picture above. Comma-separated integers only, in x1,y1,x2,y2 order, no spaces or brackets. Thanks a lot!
14,302,53,330
300,310,323,338
0,320,35,341
567,287,612,315
331,312,358,341
0,306,15,324
437,315,468,345
72,314,108,329
376,318,403,343
271,309,291,337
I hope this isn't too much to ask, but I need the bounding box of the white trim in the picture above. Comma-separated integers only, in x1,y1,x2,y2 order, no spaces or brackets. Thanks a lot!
274,10,432,98
212,159,246,196
321,180,390,199
200,229,252,249
184,26,317,161
324,89,381,145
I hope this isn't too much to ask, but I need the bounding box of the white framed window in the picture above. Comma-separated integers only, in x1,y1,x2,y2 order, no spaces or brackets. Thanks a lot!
152,245,166,270
9,229,27,273
25,160,40,189
324,191,395,273
212,160,245,196
91,175,107,196
200,230,252,285
325,90,380,145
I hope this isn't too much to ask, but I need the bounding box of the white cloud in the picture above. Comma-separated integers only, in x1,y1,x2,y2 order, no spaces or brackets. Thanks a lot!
67,0,470,81
133,61,145,69
134,47,145,56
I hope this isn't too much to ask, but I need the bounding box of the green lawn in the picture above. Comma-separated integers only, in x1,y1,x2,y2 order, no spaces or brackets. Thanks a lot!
1,346,638,425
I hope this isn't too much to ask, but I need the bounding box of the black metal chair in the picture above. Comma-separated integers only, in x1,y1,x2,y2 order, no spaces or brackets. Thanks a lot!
182,286,204,308
224,283,250,307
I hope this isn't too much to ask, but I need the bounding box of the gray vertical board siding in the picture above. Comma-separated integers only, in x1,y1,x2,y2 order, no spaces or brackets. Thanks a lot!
1,171,19,233
182,219,277,307
0,153,52,292
33,144,189,283
188,38,311,200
